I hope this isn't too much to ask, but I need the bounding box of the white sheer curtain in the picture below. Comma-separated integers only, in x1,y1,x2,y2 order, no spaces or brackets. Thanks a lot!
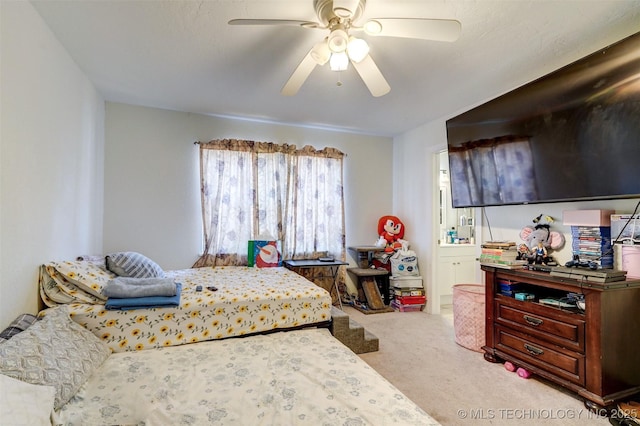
193,140,345,267
283,152,345,259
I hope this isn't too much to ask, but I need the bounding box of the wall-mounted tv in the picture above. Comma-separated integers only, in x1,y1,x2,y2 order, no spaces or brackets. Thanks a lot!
445,32,640,208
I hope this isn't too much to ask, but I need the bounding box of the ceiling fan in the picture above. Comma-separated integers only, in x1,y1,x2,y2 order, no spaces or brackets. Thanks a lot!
229,0,461,97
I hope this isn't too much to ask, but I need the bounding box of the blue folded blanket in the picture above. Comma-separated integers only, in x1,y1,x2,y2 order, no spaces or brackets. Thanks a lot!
103,277,177,298
105,283,182,310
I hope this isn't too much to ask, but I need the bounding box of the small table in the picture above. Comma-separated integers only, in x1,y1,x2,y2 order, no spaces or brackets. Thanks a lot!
284,259,348,309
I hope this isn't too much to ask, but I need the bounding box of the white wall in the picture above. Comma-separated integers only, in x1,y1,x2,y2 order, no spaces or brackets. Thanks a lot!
394,115,640,313
392,121,445,313
104,103,393,294
394,25,640,314
480,200,640,264
0,2,105,326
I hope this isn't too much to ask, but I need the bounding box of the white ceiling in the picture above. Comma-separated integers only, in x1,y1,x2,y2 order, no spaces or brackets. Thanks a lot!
31,0,640,137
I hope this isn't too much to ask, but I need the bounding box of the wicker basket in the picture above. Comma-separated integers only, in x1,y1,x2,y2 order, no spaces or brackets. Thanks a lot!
453,284,485,352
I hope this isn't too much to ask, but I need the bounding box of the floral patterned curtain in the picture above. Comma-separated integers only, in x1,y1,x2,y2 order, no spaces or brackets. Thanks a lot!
193,139,346,272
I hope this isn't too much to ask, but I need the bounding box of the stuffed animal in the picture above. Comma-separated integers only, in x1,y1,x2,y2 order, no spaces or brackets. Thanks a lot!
376,215,405,253
518,223,565,264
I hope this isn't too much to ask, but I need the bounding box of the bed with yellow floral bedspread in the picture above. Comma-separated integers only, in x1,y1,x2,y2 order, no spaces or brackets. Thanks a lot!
40,261,332,353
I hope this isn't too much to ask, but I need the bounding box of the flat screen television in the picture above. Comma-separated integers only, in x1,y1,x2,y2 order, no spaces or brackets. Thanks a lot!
445,32,640,208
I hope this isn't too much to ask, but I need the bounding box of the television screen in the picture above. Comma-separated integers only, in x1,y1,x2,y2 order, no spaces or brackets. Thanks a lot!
445,32,640,208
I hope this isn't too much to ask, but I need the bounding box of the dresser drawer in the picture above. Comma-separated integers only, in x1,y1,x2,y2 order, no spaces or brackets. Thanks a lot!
495,297,585,352
496,325,585,386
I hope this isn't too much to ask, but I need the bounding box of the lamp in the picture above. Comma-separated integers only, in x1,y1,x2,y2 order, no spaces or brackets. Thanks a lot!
310,39,330,65
329,51,349,71
347,37,369,63
363,19,382,35
327,25,348,53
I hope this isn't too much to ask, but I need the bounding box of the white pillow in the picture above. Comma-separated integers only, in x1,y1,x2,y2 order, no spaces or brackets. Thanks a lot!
0,307,111,410
0,374,55,425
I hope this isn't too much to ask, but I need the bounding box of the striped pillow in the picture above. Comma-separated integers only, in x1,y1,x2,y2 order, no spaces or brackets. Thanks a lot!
105,252,165,278
0,313,37,344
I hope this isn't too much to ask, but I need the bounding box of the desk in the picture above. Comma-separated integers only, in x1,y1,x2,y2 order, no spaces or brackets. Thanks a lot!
284,259,348,309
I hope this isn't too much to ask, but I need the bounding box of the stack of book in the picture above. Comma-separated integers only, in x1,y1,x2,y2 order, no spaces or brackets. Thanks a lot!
390,276,426,312
390,292,426,312
480,241,526,269
498,278,522,297
570,226,613,269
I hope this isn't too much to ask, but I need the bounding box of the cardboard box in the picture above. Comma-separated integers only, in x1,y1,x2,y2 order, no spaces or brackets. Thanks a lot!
247,240,282,267
390,276,423,289
391,300,424,312
514,292,535,301
611,214,640,243
392,287,425,297
563,210,615,227
396,295,426,305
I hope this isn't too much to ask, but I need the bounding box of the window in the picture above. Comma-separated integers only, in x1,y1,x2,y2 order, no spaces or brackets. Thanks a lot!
194,139,345,267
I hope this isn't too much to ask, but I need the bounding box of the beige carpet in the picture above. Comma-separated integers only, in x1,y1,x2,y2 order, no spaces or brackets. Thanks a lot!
346,305,612,426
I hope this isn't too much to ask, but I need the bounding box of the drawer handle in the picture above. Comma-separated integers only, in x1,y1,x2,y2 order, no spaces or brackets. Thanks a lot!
523,315,543,326
524,343,544,356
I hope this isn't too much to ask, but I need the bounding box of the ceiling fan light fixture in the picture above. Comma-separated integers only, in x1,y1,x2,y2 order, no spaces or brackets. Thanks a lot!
327,27,348,52
311,40,331,65
347,37,369,63
363,19,382,35
329,51,349,71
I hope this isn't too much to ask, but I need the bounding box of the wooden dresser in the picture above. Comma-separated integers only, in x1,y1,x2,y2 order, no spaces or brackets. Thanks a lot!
481,265,640,408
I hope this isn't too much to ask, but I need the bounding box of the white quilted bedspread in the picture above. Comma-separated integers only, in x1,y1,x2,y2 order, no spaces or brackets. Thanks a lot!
53,328,440,425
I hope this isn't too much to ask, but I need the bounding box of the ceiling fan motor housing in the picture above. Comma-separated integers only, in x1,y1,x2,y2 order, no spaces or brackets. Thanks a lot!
314,0,366,26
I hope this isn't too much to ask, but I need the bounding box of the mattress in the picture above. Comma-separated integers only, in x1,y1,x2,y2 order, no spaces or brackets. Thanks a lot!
53,328,440,425
40,262,332,353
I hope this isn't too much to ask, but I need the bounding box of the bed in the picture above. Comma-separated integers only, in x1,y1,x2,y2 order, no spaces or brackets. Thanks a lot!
0,307,441,425
39,254,332,352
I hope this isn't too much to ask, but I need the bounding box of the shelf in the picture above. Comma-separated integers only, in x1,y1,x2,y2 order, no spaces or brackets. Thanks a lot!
482,265,640,408
348,246,386,269
347,267,389,277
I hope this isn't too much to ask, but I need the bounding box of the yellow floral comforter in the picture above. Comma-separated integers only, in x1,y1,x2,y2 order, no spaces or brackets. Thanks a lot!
40,262,332,353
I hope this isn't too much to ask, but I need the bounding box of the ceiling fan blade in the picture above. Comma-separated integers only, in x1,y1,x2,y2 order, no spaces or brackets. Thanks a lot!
228,19,320,28
281,49,318,96
363,18,461,42
351,54,390,97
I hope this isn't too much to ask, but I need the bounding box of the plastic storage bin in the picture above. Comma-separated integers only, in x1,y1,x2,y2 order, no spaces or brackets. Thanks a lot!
453,284,485,352
622,245,640,279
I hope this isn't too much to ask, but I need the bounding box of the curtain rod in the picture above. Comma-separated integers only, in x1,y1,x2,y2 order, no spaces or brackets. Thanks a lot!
192,140,345,156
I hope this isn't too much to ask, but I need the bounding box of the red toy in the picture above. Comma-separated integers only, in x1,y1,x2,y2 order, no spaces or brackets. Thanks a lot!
378,215,405,253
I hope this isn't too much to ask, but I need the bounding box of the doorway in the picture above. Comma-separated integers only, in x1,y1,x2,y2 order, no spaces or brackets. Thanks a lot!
433,150,479,314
